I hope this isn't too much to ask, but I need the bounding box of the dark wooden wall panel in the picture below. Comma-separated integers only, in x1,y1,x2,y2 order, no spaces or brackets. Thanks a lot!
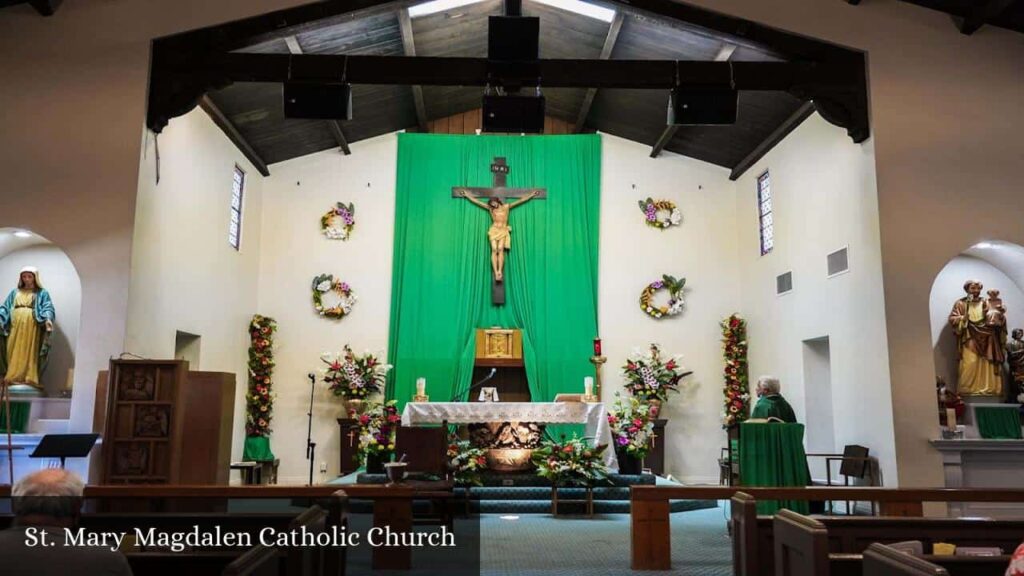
428,109,574,135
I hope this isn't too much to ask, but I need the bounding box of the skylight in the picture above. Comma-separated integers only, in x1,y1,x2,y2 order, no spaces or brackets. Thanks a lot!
408,0,485,18
408,0,616,22
533,0,615,22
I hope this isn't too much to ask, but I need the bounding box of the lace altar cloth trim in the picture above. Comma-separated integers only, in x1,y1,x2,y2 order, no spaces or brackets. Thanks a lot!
401,402,619,470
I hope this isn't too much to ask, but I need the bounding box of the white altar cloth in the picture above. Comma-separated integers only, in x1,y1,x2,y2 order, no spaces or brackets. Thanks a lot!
401,401,618,470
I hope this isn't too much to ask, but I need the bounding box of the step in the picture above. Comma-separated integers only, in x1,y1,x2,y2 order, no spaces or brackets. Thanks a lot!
355,472,656,488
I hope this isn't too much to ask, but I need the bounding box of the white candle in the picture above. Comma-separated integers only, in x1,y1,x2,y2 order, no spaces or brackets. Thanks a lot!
946,407,957,431
416,377,426,396
584,376,594,397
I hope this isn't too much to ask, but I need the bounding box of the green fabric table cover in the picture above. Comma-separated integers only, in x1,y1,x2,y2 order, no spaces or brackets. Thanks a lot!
975,406,1023,439
243,436,275,461
0,401,29,433
739,422,810,515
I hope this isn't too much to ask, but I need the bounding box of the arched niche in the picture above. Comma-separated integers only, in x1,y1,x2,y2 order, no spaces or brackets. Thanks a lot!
0,227,82,399
929,240,1024,397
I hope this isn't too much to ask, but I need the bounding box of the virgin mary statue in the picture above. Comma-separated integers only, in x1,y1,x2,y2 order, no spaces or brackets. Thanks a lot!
0,267,55,393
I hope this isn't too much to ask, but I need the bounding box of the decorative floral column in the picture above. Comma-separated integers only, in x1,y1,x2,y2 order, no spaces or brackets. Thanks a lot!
243,314,277,461
721,314,750,428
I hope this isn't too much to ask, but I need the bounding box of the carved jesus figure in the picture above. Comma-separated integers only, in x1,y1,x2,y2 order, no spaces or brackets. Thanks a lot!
458,190,539,282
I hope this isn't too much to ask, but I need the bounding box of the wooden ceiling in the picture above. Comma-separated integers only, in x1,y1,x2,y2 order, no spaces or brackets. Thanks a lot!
200,0,810,175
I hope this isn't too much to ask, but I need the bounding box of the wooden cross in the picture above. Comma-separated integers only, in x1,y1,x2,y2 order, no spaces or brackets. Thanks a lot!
452,157,546,305
451,157,547,200
347,429,357,447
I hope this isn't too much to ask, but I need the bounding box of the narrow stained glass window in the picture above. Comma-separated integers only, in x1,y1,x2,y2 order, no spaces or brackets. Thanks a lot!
757,170,773,256
229,165,245,250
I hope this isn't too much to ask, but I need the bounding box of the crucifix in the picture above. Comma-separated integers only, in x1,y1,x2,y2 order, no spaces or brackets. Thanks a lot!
453,157,546,305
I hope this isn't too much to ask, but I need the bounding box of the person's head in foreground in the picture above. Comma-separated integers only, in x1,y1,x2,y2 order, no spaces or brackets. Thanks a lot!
12,468,85,528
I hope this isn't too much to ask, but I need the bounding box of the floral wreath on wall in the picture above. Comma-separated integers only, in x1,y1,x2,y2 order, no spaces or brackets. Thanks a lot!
638,197,682,229
321,202,355,240
721,313,751,428
312,273,357,319
639,275,686,319
245,315,277,437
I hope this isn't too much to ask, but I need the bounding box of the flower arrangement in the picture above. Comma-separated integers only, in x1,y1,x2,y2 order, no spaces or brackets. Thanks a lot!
312,273,357,319
721,314,751,428
639,274,686,319
622,343,692,402
245,315,277,437
321,201,355,240
608,395,656,459
447,436,488,486
638,197,682,229
532,436,609,487
354,400,400,467
321,346,392,400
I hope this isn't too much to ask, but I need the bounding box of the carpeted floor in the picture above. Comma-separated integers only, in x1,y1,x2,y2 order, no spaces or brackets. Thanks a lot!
480,506,732,576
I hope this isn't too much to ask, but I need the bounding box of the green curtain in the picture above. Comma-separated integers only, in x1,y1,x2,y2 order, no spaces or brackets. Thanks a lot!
975,406,1023,439
387,133,601,439
0,401,29,433
739,422,811,515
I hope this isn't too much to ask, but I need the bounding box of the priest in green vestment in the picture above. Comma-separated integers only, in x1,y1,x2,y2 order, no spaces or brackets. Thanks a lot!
750,375,797,423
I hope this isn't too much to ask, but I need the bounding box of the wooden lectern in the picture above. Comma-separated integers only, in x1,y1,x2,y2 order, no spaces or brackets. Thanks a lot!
94,360,235,484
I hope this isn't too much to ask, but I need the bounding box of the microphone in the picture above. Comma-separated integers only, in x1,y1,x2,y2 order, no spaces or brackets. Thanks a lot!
450,368,497,401
308,373,316,384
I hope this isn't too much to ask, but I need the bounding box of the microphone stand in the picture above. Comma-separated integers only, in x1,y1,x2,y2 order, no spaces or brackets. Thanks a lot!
306,373,317,486
450,368,498,402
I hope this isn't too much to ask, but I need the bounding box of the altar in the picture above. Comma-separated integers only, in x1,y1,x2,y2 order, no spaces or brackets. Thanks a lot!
401,401,619,471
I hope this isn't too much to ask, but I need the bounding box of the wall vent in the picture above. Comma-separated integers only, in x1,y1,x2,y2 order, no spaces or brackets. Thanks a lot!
827,247,849,277
776,271,793,295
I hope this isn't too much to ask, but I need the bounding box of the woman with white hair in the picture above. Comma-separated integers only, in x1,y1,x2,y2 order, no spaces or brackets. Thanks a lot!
0,266,55,391
750,375,797,423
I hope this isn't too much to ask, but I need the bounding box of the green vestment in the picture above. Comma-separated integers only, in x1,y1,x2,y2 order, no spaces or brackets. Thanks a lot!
750,394,797,423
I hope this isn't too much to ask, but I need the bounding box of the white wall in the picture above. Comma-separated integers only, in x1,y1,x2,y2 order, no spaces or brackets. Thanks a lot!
255,134,398,484
929,255,1024,394
735,114,896,484
0,244,82,395
127,107,265,468
598,134,739,483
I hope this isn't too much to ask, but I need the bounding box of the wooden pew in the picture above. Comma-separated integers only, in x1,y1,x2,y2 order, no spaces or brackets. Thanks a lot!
774,509,831,576
286,505,328,576
773,509,1012,576
223,545,283,576
731,492,1024,576
863,543,948,576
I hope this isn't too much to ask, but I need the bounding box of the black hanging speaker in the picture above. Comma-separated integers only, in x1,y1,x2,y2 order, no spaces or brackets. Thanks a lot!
483,94,545,133
283,82,353,120
667,86,738,125
488,16,539,61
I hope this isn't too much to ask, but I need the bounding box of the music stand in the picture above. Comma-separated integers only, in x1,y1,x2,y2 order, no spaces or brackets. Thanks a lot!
30,434,99,469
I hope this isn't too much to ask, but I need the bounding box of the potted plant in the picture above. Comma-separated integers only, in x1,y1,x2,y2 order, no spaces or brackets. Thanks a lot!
532,436,609,487
353,400,399,473
608,395,656,475
321,345,392,414
622,343,692,417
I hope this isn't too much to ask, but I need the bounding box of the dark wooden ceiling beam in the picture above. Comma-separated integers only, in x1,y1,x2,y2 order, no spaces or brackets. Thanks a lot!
958,0,1018,35
198,96,269,177
397,8,429,133
283,34,352,155
575,11,624,133
649,125,678,158
28,0,60,16
729,101,814,181
190,53,843,90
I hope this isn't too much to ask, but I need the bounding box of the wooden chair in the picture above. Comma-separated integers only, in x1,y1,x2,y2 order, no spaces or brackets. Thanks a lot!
806,444,875,514
862,543,949,576
774,508,830,576
394,421,455,528
222,545,282,576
